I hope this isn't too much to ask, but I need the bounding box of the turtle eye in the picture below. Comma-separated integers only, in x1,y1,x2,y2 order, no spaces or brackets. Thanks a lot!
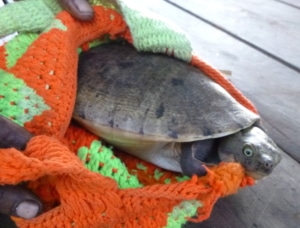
242,144,254,157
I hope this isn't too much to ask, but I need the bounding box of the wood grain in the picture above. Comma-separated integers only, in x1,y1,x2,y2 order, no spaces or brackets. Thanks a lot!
184,152,300,228
274,0,300,9
139,0,300,227
169,0,300,72
1,0,299,227
142,0,300,162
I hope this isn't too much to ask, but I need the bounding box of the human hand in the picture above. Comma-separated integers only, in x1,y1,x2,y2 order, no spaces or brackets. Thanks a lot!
0,0,94,220
0,185,42,220
59,0,94,21
0,116,42,219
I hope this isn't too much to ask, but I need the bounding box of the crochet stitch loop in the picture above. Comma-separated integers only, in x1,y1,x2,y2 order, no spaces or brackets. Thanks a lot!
3,134,253,227
4,6,130,138
191,56,258,114
0,1,257,227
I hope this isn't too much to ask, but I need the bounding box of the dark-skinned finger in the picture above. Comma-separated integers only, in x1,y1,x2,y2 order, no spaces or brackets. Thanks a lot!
59,0,94,21
0,115,32,150
0,116,40,219
0,185,42,219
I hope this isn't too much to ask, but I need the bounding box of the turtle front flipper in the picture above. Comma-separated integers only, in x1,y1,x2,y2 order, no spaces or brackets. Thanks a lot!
180,139,219,177
0,115,32,150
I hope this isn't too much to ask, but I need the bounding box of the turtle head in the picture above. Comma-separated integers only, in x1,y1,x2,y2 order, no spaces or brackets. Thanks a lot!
218,126,282,180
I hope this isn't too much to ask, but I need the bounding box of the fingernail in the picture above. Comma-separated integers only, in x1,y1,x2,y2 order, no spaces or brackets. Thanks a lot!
74,0,93,13
15,200,40,219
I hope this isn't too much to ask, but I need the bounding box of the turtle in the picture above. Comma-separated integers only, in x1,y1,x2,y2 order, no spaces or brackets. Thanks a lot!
73,42,282,180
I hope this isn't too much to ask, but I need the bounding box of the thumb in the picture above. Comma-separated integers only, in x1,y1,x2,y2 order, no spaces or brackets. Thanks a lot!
59,0,94,21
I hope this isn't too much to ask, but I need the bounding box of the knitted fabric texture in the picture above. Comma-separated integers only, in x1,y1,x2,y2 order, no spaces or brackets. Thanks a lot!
0,0,256,227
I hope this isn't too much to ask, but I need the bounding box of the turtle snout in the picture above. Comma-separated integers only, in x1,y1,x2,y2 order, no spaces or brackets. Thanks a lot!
260,154,275,172
263,160,273,170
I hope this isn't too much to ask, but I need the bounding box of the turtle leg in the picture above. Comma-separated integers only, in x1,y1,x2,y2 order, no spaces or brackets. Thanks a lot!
180,139,216,177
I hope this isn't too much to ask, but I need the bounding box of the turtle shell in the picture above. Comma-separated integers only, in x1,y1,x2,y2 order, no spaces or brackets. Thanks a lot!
74,42,259,143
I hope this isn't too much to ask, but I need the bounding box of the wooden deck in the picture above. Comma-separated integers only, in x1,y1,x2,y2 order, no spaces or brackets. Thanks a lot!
1,0,300,227
141,0,300,227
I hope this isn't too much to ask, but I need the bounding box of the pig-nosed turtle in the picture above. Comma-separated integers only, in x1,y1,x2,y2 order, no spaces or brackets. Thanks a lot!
73,42,282,180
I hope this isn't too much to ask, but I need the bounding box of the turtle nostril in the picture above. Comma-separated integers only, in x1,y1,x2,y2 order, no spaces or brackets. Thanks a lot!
261,154,274,170
264,161,273,170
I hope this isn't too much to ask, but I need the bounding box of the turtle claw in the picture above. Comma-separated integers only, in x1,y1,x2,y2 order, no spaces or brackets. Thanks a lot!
180,156,207,177
0,115,32,150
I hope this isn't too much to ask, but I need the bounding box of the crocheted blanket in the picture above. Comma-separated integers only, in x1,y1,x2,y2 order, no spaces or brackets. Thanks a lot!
0,0,256,227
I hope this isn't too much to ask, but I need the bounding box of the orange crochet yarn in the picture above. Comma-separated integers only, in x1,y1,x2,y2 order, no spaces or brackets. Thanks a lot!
0,3,256,227
3,132,254,227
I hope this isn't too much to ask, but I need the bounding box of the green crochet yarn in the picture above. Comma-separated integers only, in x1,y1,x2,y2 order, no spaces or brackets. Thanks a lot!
78,140,143,189
0,70,50,125
117,0,193,62
0,0,61,38
78,140,201,227
1,0,193,62
1,1,199,226
5,33,39,68
43,18,67,33
165,200,202,228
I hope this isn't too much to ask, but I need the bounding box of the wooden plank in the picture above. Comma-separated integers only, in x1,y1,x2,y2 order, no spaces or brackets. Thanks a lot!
274,0,300,9
185,152,300,228
168,0,300,72
140,0,300,162
138,1,300,227
0,1,299,227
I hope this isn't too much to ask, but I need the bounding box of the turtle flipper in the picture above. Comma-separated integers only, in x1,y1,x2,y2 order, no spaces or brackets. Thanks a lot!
0,115,32,150
180,140,216,177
